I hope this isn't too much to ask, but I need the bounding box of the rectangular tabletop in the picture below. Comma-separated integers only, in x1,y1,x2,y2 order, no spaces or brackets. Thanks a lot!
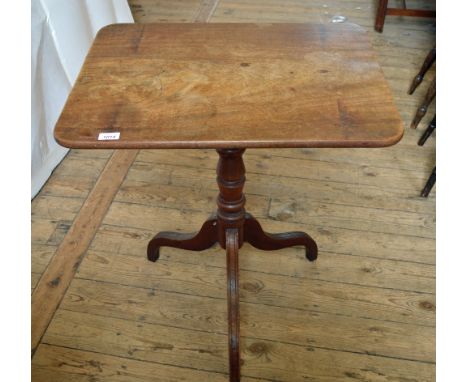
54,23,403,149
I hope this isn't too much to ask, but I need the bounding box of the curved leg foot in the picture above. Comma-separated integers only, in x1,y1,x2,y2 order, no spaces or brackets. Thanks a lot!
244,213,318,261
226,228,240,382
147,218,218,262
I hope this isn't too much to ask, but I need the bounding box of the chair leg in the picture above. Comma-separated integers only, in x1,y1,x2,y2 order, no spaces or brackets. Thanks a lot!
409,48,436,95
375,0,388,32
421,167,436,197
411,77,436,129
418,115,436,146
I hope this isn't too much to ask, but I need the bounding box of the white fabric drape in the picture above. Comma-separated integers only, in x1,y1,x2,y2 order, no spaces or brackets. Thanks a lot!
31,0,133,198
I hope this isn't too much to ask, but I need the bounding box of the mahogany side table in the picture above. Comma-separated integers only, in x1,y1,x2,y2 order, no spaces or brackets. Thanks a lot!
55,23,403,382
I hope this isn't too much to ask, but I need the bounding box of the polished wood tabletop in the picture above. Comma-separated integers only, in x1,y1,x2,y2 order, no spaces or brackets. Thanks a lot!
55,23,403,149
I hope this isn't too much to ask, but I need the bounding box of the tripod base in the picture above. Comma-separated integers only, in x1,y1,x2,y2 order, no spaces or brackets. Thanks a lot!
147,213,317,262
146,149,318,381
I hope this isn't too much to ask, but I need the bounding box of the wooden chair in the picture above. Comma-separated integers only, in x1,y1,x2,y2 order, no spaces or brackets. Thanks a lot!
375,0,436,33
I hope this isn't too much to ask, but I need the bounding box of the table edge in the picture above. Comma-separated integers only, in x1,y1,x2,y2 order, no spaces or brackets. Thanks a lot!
54,123,404,150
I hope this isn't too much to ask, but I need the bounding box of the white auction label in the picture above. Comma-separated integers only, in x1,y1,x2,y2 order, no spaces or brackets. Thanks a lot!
98,132,120,140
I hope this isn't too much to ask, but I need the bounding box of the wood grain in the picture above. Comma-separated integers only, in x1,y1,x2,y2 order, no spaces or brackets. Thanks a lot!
75,249,435,327
101,198,435,265
54,23,403,149
39,310,435,381
31,150,138,353
56,279,435,367
194,0,221,22
33,344,264,382
120,153,435,215
136,149,433,194
128,0,203,23
88,231,435,292
37,156,110,198
74,250,435,361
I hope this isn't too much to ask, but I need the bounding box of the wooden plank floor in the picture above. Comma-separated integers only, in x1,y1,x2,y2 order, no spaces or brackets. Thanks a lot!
31,0,436,381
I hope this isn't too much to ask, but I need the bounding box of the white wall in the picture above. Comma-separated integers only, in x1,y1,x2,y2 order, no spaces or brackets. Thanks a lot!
31,0,134,198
